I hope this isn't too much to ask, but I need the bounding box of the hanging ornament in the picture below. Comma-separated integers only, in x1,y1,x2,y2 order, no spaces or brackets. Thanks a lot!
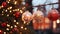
32,10,44,23
0,30,3,34
48,9,59,21
1,22,7,27
2,2,7,7
14,11,20,18
22,11,32,23
32,10,44,30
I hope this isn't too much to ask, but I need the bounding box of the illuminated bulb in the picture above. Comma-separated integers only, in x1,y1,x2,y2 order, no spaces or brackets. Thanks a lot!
18,9,19,11
6,28,9,31
0,30,2,32
7,1,10,3
7,8,10,10
24,21,26,24
16,22,19,24
20,10,23,13
7,24,10,27
2,14,4,15
4,32,6,34
27,22,30,25
2,11,4,13
5,10,7,12
21,26,23,29
22,7,25,10
11,26,13,28
25,28,27,30
10,7,12,9
1,6,3,8
7,14,9,17
9,0,11,1
14,1,17,5
14,20,16,22
14,25,17,27
10,10,12,13
57,19,60,23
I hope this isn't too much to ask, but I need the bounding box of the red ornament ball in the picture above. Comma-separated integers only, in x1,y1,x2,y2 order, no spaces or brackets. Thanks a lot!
48,9,59,21
2,2,7,7
12,28,18,32
1,22,7,27
0,30,3,34
15,11,20,18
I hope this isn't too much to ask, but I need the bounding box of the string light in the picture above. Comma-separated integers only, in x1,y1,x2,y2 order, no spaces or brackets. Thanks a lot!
2,14,4,15
7,14,9,17
9,0,11,1
5,10,8,12
2,11,4,13
14,1,17,5
16,22,19,24
6,28,9,31
9,10,12,13
11,26,13,28
7,1,10,3
14,20,16,22
7,24,10,27
14,25,17,27
57,19,60,23
20,10,23,13
4,32,6,34
21,26,23,29
24,28,27,30
10,6,12,9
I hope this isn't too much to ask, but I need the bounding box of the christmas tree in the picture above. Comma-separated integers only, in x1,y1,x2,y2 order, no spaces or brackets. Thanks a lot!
0,0,35,34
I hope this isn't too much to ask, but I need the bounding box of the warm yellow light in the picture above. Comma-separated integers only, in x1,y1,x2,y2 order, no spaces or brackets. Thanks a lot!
16,22,19,24
10,10,12,13
10,7,12,9
53,21,56,29
7,14,9,17
2,11,4,13
14,1,17,5
21,26,23,29
2,14,4,15
4,32,6,34
7,24,10,27
9,0,11,1
57,19,60,23
7,1,10,3
5,10,7,12
20,10,23,13
11,26,13,28
14,25,17,27
6,28,9,31
18,9,19,11
14,20,16,22
1,6,3,8
25,28,27,30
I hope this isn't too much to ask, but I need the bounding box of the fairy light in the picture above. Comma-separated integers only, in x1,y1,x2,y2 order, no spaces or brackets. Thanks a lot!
14,20,16,22
24,28,27,30
53,21,56,29
21,26,23,29
5,10,8,12
18,9,19,11
7,24,10,27
7,14,9,17
14,1,17,5
14,25,17,27
10,10,12,13
6,28,9,31
9,0,11,1
2,11,4,13
4,32,6,34
11,26,13,28
57,19,60,23
20,10,23,13
7,1,10,3
16,22,19,24
2,14,4,15
10,6,12,9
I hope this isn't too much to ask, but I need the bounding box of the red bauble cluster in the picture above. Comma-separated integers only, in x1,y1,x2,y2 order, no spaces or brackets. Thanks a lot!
1,22,7,27
48,9,59,21
2,2,7,7
14,11,20,18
